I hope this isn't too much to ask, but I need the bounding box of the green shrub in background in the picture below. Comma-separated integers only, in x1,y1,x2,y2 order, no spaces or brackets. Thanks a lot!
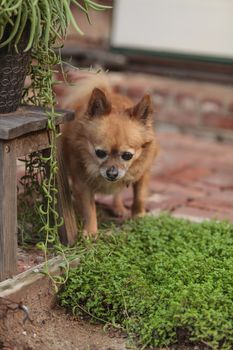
59,215,233,349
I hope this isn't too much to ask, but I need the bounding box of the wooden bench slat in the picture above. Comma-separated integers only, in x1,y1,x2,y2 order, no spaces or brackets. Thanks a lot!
0,106,74,140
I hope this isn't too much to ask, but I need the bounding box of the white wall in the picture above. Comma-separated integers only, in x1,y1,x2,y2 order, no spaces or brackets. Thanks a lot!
111,0,233,59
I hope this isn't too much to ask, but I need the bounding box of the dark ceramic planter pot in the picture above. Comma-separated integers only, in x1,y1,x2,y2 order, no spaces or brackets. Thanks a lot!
0,24,31,114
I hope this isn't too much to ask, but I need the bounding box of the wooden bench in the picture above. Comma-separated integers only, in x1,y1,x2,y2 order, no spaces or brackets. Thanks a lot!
0,106,77,281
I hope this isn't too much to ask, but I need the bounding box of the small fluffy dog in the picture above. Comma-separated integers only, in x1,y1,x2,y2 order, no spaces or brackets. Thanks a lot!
60,73,158,236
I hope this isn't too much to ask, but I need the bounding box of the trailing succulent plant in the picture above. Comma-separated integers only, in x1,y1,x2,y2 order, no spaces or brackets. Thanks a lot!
0,0,111,105
0,0,110,51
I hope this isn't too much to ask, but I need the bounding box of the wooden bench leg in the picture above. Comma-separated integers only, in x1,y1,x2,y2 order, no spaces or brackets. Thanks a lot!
0,140,17,281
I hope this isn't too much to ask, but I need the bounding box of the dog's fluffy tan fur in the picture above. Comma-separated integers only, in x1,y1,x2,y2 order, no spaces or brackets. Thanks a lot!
61,73,158,236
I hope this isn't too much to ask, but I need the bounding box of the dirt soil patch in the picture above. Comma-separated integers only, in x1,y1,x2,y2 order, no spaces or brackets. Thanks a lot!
1,306,202,350
0,269,128,350
1,306,128,350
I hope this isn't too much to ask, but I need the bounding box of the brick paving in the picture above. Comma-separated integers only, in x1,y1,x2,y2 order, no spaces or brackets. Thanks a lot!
97,131,233,223
148,131,233,222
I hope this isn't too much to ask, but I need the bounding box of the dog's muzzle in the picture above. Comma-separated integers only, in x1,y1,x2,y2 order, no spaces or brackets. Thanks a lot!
106,166,118,181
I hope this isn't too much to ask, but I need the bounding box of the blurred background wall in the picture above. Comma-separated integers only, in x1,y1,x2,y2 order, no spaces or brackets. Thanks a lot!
112,0,233,59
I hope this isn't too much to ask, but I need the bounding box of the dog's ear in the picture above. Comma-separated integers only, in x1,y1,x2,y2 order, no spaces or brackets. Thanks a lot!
127,95,153,124
87,88,111,117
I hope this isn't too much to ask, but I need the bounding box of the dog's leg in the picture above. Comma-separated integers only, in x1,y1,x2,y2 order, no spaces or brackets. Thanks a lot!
112,192,128,218
72,180,98,237
82,192,98,237
132,172,149,217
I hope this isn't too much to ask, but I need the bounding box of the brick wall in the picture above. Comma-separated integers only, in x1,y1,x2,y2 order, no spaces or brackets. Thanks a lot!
109,72,233,142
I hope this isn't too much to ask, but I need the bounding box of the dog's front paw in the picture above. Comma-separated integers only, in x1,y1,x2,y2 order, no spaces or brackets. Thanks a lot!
132,208,146,218
82,229,98,240
113,206,129,218
82,224,98,239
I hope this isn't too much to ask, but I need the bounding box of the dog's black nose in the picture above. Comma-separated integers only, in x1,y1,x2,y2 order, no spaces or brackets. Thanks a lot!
106,166,118,180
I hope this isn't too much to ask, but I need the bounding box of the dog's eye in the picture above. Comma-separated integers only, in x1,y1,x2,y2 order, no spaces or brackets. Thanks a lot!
121,152,133,161
95,149,107,159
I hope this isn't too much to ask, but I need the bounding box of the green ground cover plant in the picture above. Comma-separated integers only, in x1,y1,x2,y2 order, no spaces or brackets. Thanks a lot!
59,215,233,349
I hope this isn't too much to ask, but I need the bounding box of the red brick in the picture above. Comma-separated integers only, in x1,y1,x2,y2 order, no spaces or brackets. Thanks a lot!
152,89,170,112
152,88,170,98
169,166,211,183
151,152,192,176
152,95,166,112
208,193,233,209
154,167,188,182
189,198,233,213
175,93,196,111
228,101,233,113
202,113,233,130
173,206,233,222
162,183,206,199
203,173,233,189
208,190,233,203
157,107,199,127
147,193,169,204
148,180,169,194
200,98,223,114
186,180,222,193
147,195,188,212
126,85,147,99
113,84,124,94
